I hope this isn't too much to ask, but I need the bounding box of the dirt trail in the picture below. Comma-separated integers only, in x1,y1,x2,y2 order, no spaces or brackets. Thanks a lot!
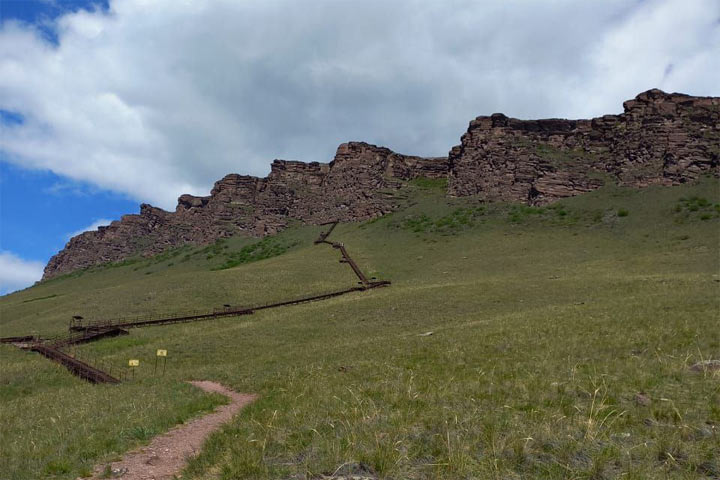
92,381,257,480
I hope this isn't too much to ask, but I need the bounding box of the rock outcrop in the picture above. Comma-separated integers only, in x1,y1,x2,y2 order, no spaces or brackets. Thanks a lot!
43,89,719,279
43,143,448,278
448,89,719,204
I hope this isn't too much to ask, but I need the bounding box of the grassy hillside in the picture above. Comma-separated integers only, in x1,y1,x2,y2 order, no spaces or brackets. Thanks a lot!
1,178,719,479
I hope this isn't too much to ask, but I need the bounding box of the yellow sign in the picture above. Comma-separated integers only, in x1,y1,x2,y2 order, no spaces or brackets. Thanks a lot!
156,349,167,357
128,359,140,367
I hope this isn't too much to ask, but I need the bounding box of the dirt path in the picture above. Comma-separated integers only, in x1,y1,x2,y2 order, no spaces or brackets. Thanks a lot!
92,381,257,480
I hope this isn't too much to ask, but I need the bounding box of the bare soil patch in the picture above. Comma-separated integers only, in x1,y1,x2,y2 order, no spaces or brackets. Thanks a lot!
92,381,256,480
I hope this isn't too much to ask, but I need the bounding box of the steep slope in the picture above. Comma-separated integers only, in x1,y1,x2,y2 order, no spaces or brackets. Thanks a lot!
43,143,447,279
43,89,719,279
2,180,719,480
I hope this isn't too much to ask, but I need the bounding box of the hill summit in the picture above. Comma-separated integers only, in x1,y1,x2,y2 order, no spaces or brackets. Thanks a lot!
43,89,719,279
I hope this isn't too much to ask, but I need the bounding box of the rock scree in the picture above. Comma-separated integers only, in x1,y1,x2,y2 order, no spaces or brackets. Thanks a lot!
92,381,256,480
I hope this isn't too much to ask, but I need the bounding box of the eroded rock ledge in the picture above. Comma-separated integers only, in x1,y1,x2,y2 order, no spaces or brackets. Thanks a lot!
43,90,719,279
448,89,719,203
43,142,448,279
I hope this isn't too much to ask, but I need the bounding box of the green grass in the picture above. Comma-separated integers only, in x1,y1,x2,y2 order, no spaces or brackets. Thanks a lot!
409,176,448,190
21,293,60,304
210,236,301,270
674,195,720,223
398,207,486,235
1,177,719,479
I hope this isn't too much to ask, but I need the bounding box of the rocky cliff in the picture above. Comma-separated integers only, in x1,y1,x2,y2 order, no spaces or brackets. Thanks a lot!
448,89,719,203
43,143,448,278
43,89,719,279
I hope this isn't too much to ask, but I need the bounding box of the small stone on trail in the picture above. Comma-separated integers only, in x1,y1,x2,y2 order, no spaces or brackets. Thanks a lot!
111,467,128,478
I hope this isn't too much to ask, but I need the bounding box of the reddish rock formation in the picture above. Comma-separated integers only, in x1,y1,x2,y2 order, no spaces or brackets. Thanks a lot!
43,89,719,279
43,143,448,279
448,89,719,204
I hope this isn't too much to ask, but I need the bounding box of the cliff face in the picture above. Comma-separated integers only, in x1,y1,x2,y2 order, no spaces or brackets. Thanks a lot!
43,89,719,280
43,142,448,279
448,89,719,204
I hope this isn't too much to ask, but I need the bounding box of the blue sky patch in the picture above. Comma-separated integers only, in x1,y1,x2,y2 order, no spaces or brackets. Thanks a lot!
1,0,130,291
0,109,24,126
0,161,137,263
0,0,109,44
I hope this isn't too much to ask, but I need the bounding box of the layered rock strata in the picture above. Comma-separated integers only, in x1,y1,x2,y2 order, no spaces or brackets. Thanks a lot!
43,143,448,278
43,89,719,279
448,89,719,204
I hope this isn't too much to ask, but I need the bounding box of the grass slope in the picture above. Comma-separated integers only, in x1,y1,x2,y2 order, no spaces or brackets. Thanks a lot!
1,178,719,479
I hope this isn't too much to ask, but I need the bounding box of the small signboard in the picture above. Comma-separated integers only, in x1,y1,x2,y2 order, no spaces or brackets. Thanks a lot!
128,359,140,367
154,350,169,376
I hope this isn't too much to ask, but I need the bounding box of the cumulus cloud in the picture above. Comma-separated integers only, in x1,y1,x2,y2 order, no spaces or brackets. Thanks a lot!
0,0,718,209
0,251,45,295
67,218,112,239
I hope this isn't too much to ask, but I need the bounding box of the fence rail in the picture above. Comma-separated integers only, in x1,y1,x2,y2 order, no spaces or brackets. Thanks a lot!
4,221,390,384
31,344,120,384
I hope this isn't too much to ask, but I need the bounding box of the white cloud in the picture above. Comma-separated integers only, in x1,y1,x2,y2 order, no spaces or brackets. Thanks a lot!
67,218,112,239
0,0,718,209
572,0,720,116
0,251,45,295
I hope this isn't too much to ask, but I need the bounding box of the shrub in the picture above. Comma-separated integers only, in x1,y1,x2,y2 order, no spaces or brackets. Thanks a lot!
212,237,299,270
44,460,71,475
400,207,485,234
674,196,718,219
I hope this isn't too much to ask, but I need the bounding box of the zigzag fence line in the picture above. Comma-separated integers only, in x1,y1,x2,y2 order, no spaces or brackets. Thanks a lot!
2,221,389,384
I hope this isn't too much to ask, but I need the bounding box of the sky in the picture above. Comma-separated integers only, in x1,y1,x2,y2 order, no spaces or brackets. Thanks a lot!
0,0,718,294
